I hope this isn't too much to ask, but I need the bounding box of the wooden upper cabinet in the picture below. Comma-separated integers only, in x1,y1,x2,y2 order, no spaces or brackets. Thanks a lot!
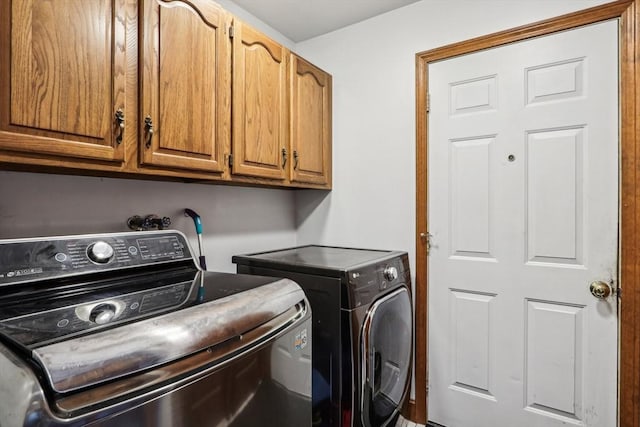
290,55,332,187
231,21,289,180
140,0,230,173
0,0,331,188
0,0,127,162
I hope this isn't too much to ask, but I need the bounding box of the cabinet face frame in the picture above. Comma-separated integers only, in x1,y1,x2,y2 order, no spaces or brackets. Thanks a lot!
289,54,332,186
0,0,127,163
139,0,231,174
231,20,289,181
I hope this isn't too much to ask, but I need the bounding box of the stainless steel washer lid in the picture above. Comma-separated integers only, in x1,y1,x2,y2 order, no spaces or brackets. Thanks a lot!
32,278,305,394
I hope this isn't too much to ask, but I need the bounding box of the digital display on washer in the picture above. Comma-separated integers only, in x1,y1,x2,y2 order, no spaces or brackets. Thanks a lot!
136,236,184,260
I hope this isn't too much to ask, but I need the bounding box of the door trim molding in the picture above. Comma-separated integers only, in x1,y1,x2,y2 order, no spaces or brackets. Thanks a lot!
412,1,638,424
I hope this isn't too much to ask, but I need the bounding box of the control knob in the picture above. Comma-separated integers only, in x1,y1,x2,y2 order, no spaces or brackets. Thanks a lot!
383,266,398,281
87,241,115,264
89,303,117,325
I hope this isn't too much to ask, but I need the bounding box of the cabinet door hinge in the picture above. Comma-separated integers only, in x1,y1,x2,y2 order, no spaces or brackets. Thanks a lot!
426,93,431,113
228,154,234,168
229,25,235,39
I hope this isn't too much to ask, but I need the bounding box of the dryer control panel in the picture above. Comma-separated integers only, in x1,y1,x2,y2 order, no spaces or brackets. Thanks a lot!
346,254,411,308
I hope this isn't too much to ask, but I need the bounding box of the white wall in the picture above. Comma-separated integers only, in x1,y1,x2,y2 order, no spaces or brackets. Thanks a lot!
294,0,611,279
0,171,296,272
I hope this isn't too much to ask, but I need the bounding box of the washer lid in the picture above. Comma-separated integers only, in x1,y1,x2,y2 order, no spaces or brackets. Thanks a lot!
31,278,306,394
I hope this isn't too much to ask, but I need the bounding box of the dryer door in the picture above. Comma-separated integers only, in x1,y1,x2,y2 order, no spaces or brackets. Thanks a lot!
361,287,412,426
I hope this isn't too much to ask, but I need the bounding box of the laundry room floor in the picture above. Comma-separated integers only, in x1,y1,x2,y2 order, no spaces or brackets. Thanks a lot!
395,414,440,427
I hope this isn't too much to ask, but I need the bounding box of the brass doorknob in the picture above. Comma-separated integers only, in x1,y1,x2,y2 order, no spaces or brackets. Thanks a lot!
589,281,612,299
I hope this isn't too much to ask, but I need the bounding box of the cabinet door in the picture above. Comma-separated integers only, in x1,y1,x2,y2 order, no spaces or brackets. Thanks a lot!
231,21,288,180
0,0,126,162
290,55,332,186
141,0,230,173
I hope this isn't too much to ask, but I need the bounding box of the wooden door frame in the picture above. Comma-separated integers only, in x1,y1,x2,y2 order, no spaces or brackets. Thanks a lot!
412,1,640,424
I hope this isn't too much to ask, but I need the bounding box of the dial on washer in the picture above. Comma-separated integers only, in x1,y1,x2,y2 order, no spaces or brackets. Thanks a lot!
89,303,117,324
87,241,115,264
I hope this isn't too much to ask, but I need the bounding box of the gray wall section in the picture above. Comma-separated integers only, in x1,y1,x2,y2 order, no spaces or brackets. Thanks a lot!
0,171,297,273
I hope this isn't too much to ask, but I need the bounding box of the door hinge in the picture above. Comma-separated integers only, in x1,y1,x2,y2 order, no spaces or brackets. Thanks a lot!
228,154,234,168
420,232,432,255
426,93,431,113
229,25,235,39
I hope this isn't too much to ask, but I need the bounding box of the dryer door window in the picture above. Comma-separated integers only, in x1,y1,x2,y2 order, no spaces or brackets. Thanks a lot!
361,287,412,426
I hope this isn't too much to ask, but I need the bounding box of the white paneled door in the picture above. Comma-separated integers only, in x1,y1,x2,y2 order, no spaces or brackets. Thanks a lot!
427,21,619,427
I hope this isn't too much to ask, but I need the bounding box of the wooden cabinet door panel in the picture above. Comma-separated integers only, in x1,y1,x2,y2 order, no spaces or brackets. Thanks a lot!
232,21,288,180
290,55,331,186
0,0,126,162
141,0,230,173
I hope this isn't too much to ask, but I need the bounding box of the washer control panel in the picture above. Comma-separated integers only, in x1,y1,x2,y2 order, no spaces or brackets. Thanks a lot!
0,231,193,286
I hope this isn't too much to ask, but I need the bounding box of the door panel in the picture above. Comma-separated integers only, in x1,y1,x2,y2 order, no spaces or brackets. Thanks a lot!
428,20,618,427
525,300,584,418
361,287,412,427
141,0,230,173
527,127,584,265
449,137,494,259
449,290,495,398
232,21,288,180
290,55,331,186
0,0,126,162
